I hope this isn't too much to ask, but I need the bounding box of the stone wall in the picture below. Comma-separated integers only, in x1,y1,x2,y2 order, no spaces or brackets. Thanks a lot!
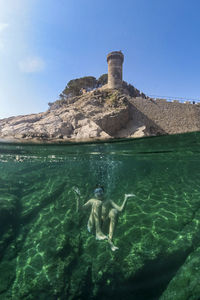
129,97,200,134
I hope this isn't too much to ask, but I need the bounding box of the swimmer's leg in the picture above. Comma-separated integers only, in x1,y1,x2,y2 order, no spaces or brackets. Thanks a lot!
108,208,118,240
87,211,94,233
108,208,119,251
92,200,108,240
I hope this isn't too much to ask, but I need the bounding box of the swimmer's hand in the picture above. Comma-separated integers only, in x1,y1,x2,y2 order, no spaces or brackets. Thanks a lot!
72,187,81,196
125,194,136,199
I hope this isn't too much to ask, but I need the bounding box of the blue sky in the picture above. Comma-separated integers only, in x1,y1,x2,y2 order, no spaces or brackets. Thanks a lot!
1,0,200,118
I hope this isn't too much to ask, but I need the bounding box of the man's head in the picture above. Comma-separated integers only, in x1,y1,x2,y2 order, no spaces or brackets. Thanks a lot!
94,186,104,199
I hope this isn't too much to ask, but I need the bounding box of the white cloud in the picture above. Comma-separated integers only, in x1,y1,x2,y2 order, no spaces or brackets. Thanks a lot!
18,56,45,73
0,23,9,32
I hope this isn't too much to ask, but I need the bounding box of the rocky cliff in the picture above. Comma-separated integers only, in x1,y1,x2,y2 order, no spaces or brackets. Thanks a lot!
1,87,200,143
0,89,158,142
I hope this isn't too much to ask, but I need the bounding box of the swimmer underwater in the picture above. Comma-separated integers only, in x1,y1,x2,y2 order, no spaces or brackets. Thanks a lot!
73,186,135,251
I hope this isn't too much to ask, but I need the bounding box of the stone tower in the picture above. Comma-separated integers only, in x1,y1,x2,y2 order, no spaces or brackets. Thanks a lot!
107,51,124,89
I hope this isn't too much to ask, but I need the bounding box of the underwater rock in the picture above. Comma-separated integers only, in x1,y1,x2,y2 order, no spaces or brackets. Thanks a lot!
0,261,16,295
0,193,18,239
8,188,83,299
20,177,66,219
0,193,18,221
159,246,200,300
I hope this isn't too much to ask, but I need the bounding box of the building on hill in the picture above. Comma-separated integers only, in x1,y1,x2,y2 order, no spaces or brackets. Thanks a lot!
107,51,124,89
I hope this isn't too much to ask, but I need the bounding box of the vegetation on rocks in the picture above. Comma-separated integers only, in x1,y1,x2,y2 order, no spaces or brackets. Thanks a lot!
58,74,108,100
48,74,146,109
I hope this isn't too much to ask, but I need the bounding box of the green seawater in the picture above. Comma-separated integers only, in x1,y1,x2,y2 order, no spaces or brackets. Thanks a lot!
1,132,200,300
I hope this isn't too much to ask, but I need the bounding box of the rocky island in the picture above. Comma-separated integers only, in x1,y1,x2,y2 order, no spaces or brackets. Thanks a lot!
1,51,200,143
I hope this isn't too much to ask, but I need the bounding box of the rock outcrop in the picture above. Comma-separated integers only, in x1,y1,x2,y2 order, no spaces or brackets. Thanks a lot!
0,89,158,142
1,87,200,143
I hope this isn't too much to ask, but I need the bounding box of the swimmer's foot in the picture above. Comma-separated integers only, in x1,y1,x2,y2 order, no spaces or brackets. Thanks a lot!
108,239,119,251
111,244,119,251
96,233,108,240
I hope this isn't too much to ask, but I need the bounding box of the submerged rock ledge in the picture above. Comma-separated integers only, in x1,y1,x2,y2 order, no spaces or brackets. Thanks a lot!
1,88,200,143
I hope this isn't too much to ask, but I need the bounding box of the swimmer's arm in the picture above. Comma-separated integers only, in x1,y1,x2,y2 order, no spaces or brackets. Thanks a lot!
82,199,93,209
73,188,92,212
110,194,135,212
110,199,127,212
